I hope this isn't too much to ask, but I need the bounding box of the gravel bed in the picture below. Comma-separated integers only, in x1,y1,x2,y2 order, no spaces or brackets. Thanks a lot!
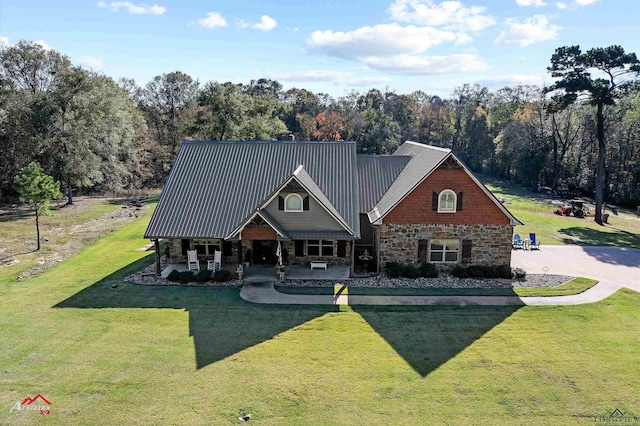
281,273,574,289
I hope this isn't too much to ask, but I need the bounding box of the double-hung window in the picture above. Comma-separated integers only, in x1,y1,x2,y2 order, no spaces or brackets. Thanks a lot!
307,240,334,256
429,239,459,263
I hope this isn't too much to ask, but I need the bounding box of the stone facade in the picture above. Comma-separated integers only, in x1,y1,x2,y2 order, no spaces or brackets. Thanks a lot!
378,223,514,268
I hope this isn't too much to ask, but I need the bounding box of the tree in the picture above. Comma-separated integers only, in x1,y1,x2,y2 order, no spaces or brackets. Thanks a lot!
546,45,640,224
14,162,62,251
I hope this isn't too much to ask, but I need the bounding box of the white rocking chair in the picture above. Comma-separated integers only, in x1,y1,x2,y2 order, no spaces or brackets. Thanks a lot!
187,250,200,271
208,250,222,272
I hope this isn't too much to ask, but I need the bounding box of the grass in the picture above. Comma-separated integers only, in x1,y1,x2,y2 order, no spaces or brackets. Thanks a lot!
1,211,639,424
481,176,640,249
275,277,599,298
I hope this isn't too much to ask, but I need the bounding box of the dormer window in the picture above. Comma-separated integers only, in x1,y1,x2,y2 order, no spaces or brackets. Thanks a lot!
438,190,457,212
285,193,303,212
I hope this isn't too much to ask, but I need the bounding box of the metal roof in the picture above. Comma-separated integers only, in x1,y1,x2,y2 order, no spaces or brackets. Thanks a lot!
285,231,355,240
357,155,410,213
145,140,359,239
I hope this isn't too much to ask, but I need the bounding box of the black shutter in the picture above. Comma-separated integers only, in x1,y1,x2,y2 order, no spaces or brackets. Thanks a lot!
181,239,190,255
462,239,472,260
432,192,438,211
303,196,309,210
294,240,304,256
278,196,284,210
457,191,464,211
418,239,427,261
337,241,347,257
223,241,233,256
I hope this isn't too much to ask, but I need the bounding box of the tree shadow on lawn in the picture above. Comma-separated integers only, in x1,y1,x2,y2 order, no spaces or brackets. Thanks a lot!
54,255,522,375
559,226,640,250
352,305,521,377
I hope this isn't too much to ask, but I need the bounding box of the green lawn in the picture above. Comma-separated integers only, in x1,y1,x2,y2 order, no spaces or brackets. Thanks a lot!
1,211,639,425
275,277,599,298
483,177,640,249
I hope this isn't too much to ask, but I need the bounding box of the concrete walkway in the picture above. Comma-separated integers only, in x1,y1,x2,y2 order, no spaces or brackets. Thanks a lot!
239,246,640,306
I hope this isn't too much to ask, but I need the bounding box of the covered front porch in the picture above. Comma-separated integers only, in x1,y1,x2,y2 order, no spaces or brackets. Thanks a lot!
160,263,350,281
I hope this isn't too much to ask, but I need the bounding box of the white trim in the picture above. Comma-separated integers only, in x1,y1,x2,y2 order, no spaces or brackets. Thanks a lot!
437,189,457,213
284,193,304,212
428,238,460,264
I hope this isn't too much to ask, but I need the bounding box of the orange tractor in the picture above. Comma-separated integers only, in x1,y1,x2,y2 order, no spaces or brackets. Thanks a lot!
554,199,586,217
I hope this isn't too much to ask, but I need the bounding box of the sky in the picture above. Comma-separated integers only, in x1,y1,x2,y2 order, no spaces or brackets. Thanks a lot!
1,0,638,98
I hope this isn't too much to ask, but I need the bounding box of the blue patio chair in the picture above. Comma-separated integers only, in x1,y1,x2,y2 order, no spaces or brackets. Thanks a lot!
529,233,541,250
512,234,525,250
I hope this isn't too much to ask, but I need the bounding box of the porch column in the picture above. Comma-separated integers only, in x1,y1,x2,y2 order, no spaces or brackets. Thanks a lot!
349,241,355,277
154,239,161,276
237,240,243,264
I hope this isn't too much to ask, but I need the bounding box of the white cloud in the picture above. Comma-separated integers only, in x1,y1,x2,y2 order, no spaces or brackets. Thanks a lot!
388,0,495,32
268,69,391,86
34,40,52,51
363,53,490,75
80,56,106,68
556,2,568,9
575,0,599,5
516,0,547,6
475,73,545,88
0,36,9,46
198,12,228,29
308,24,458,59
494,15,560,47
97,1,165,15
251,15,277,31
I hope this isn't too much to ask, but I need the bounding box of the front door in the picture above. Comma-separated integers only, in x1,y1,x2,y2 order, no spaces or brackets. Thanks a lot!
252,240,278,264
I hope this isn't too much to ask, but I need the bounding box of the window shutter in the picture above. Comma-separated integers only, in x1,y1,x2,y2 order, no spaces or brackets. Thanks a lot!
457,191,463,211
337,241,347,257
181,239,190,255
432,192,438,211
418,239,428,261
294,240,304,256
278,196,284,210
462,239,472,259
223,241,233,256
303,196,309,211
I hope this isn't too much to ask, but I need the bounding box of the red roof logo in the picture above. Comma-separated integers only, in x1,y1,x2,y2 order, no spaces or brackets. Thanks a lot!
21,394,51,406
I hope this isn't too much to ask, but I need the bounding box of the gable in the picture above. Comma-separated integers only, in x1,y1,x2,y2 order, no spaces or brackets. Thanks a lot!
383,165,511,225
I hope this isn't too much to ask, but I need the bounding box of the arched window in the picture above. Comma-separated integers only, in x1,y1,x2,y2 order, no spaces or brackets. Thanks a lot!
284,193,303,212
438,190,457,213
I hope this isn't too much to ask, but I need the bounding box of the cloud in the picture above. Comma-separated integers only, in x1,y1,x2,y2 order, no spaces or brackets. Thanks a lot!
96,1,165,15
198,12,228,29
363,53,490,75
34,40,52,51
516,0,547,6
474,73,545,88
250,15,277,31
575,0,599,5
80,56,106,68
388,0,495,32
0,36,9,46
556,2,567,8
268,69,391,86
494,15,560,46
308,23,458,59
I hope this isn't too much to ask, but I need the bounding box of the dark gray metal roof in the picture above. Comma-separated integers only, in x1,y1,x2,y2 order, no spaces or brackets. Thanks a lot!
357,155,410,213
285,231,355,240
369,141,451,223
145,141,359,239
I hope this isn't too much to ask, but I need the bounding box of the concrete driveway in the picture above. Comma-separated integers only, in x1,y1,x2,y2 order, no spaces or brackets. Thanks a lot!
240,246,640,306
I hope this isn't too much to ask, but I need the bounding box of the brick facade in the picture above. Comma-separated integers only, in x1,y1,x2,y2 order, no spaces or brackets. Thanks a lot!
241,226,277,240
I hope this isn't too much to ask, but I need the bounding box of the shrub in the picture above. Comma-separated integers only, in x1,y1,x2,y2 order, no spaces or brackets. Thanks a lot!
497,264,513,279
195,270,211,283
402,264,420,279
385,262,403,278
512,267,527,281
419,263,439,278
213,269,232,282
178,271,194,283
450,265,470,278
466,265,484,279
167,270,181,282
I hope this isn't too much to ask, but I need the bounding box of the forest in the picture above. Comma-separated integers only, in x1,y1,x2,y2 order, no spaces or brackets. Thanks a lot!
2,40,639,209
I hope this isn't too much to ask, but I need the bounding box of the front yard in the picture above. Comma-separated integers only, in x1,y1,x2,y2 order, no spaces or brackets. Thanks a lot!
1,210,639,425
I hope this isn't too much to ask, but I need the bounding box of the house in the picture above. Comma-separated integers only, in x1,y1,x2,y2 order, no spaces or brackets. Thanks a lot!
144,140,521,275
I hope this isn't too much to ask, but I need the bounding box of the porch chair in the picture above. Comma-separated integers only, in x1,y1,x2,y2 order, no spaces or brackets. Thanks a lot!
529,233,541,250
187,250,200,271
208,250,222,272
512,234,525,250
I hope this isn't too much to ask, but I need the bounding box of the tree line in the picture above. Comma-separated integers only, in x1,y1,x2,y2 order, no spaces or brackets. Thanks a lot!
2,40,640,211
